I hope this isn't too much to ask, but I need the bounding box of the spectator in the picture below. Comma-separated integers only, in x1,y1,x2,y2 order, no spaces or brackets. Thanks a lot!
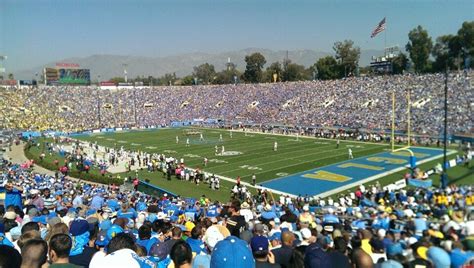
49,233,81,267
170,240,192,268
0,244,22,268
272,231,295,268
20,239,48,268
89,233,154,268
250,235,280,267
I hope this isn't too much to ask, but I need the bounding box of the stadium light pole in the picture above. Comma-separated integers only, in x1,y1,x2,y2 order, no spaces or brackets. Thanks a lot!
133,87,138,127
97,93,102,129
441,68,449,189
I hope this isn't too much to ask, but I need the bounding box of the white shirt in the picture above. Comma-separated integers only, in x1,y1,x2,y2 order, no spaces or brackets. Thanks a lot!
240,208,254,222
90,249,155,268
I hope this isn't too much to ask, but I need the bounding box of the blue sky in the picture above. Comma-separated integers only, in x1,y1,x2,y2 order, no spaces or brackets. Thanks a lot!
1,0,472,72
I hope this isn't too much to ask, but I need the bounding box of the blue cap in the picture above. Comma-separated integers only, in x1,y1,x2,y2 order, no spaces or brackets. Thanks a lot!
68,207,77,214
32,215,48,225
269,232,282,241
210,236,255,268
136,202,147,212
106,224,124,241
95,230,108,247
70,219,89,236
86,209,97,217
427,246,451,267
250,235,269,252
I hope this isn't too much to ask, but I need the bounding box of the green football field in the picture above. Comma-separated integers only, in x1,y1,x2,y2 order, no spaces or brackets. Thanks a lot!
75,127,387,184
27,127,473,201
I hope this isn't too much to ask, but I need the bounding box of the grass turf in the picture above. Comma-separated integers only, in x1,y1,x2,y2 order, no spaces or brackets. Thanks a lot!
28,127,473,201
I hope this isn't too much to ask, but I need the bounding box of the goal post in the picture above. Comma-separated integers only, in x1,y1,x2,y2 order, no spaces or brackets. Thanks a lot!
391,90,416,169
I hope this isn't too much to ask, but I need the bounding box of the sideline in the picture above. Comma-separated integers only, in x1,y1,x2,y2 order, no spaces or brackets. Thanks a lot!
3,142,113,187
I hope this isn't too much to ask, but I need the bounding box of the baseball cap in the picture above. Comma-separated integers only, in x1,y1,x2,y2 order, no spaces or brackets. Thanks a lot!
211,236,255,268
32,215,47,225
250,235,269,253
185,221,195,232
95,230,108,247
4,211,16,220
204,225,230,250
269,232,282,242
70,219,90,236
427,246,451,267
300,228,311,240
106,224,124,241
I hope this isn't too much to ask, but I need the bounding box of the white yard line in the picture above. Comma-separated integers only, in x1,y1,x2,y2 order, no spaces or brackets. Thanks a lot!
202,127,390,147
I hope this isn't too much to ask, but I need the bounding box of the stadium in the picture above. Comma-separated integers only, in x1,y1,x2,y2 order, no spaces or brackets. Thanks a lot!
0,1,473,268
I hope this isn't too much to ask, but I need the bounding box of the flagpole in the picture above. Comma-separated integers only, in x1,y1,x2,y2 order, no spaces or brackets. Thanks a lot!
384,17,387,56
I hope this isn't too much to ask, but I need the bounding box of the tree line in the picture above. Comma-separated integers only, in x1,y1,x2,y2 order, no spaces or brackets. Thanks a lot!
110,21,472,85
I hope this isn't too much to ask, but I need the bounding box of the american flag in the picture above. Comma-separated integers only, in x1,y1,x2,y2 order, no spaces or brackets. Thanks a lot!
371,17,386,38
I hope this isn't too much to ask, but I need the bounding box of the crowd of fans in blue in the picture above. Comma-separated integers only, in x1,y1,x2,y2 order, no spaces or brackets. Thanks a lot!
0,155,473,268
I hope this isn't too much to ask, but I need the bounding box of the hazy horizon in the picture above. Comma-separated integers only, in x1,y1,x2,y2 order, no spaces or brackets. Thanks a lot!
1,0,472,73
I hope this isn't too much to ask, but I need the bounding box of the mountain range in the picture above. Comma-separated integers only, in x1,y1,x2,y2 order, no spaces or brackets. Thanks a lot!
14,48,383,80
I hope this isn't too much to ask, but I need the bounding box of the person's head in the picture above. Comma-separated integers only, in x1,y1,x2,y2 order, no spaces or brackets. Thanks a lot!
251,235,269,259
334,236,348,254
281,231,296,247
359,229,372,240
138,225,151,240
5,181,13,192
18,230,41,250
0,245,22,268
171,226,182,239
21,222,39,234
43,188,50,197
107,233,135,254
49,234,72,263
170,240,192,268
191,224,203,240
45,223,69,243
229,199,241,214
20,239,48,268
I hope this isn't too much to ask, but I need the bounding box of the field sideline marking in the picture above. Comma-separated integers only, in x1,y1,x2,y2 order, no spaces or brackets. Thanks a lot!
198,127,390,147
259,148,456,199
224,146,383,178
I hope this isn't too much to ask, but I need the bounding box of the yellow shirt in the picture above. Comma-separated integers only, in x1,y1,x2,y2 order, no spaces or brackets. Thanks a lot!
361,239,373,255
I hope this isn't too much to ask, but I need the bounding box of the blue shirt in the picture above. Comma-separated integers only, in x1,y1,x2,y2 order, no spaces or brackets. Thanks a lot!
186,237,207,255
5,188,23,209
117,208,137,220
90,195,104,210
137,238,158,255
107,199,119,211
261,211,277,220
450,248,474,268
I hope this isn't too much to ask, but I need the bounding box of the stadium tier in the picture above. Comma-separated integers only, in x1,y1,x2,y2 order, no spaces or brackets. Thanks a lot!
0,71,473,268
1,71,472,135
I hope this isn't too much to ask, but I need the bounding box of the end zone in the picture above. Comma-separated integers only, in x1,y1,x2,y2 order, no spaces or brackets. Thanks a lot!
260,147,455,198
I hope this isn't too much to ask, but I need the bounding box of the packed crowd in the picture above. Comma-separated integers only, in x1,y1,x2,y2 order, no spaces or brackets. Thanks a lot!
1,71,472,135
1,156,473,268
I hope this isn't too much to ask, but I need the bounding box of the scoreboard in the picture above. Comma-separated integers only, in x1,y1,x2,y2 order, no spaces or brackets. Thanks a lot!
44,66,91,85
